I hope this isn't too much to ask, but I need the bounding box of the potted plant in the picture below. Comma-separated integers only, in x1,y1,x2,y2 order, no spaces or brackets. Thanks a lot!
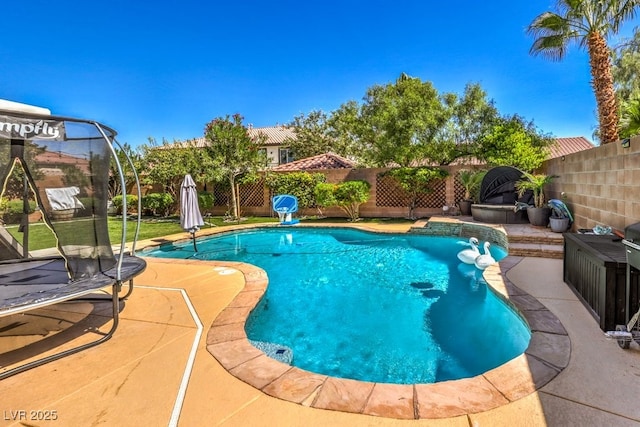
515,172,555,227
548,197,572,232
549,211,571,232
457,169,485,216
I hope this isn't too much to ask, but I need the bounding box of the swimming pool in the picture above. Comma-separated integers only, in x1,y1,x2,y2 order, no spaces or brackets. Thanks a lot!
145,227,530,384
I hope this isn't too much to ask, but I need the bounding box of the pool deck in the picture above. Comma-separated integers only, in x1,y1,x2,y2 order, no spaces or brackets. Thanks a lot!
2,219,640,426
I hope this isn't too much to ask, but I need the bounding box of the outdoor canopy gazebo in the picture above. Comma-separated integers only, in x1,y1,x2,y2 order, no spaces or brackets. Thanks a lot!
471,166,533,224
0,100,146,379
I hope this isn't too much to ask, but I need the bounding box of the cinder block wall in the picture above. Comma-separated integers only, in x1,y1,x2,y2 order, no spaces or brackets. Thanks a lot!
543,135,640,232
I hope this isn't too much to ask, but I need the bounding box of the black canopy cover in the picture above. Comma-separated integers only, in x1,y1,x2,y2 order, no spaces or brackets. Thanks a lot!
479,166,533,205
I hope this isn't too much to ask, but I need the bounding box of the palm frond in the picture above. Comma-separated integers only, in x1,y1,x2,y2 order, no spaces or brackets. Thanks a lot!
610,0,640,32
530,35,570,60
528,12,568,33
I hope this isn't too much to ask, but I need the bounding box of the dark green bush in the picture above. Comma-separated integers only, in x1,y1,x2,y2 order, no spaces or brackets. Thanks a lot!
265,172,326,208
141,193,174,216
0,198,36,224
111,194,139,215
314,180,370,221
198,191,215,213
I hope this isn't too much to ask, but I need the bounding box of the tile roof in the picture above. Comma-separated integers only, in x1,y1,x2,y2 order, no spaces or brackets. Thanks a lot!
548,137,594,158
272,152,356,171
173,130,593,164
248,126,296,146
438,137,595,165
177,126,296,149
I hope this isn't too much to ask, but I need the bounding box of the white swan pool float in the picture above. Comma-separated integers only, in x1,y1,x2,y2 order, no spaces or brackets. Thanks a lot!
457,237,480,264
474,241,496,270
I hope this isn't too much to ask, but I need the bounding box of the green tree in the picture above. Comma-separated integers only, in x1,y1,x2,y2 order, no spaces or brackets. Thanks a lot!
478,115,554,172
458,169,486,202
203,114,267,220
381,167,448,220
284,110,360,160
430,83,499,165
516,172,556,208
141,193,174,216
612,28,640,137
528,0,640,144
327,100,369,165
313,182,337,217
612,28,640,102
326,75,498,167
284,110,330,159
139,138,194,206
359,73,450,167
108,142,142,199
619,96,640,138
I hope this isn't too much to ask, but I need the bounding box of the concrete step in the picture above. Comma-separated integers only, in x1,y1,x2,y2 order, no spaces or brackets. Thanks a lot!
507,241,564,259
411,217,566,259
507,232,565,245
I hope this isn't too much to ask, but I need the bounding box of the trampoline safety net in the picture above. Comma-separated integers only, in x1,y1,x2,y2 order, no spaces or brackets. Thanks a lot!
0,112,116,280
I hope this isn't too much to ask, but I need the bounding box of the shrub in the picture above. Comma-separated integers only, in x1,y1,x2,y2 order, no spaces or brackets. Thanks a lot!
314,180,370,221
265,172,326,209
142,193,174,216
314,183,338,213
111,194,139,215
198,191,215,213
0,198,36,224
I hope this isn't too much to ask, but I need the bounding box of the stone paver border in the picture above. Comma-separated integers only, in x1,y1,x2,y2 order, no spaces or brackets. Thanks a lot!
149,224,570,419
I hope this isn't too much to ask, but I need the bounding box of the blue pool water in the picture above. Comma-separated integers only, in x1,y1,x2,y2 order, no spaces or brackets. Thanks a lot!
144,227,531,384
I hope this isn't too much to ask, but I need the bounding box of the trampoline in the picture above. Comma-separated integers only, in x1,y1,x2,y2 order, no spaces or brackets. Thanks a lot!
0,101,146,379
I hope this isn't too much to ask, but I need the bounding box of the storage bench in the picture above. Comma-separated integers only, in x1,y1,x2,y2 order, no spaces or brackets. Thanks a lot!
563,233,640,331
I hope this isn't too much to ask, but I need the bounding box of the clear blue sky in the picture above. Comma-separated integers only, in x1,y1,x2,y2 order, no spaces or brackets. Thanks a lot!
2,1,638,147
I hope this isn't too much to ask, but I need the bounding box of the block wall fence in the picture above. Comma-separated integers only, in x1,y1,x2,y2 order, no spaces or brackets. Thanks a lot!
207,166,471,219
543,134,640,232
146,135,640,231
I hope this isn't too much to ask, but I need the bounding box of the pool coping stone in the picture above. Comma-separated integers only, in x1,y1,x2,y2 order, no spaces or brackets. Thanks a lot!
144,222,570,419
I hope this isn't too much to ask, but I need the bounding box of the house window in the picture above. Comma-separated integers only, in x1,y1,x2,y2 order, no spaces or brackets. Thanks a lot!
279,148,294,164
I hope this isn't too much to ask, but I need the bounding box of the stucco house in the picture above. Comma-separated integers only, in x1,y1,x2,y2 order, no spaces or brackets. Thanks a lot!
186,125,295,168
185,126,594,169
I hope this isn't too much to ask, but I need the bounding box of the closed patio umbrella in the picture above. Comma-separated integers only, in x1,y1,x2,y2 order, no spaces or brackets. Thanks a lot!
180,174,204,251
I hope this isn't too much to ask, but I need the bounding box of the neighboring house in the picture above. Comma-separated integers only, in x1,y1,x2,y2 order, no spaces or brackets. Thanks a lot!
186,125,296,168
184,127,594,170
247,125,296,167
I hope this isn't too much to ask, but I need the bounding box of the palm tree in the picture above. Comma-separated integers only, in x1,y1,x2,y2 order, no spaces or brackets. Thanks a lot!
528,0,640,144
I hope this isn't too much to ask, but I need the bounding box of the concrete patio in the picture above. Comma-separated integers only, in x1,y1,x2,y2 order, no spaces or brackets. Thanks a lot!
1,222,640,426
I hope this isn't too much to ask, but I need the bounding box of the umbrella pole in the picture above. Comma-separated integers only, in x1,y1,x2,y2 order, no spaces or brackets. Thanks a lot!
191,230,198,252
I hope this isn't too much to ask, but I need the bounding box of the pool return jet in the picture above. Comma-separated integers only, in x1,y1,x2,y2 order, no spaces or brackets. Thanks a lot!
272,194,299,225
